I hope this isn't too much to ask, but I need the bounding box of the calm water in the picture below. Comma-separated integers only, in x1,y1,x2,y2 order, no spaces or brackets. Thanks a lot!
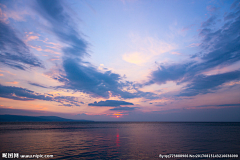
0,122,239,159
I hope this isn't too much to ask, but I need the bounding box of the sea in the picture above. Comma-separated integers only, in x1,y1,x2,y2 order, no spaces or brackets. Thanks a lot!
0,122,239,159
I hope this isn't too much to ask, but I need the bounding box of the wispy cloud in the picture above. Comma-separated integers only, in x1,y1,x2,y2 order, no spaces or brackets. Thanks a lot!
34,0,155,99
122,35,175,65
146,6,240,97
195,103,240,108
34,0,88,58
0,84,83,106
181,24,195,32
206,5,218,13
28,82,48,88
178,70,240,96
110,106,137,111
201,16,217,28
6,81,19,85
0,3,29,22
0,21,43,70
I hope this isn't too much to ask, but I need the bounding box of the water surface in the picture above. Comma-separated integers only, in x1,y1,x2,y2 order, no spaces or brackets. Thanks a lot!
0,122,239,159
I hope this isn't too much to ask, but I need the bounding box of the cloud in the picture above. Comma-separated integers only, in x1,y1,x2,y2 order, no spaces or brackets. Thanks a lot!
122,52,148,65
109,106,137,111
147,4,240,97
0,21,43,70
181,24,195,32
195,103,240,108
217,103,240,107
60,104,74,107
206,5,218,12
0,2,30,22
122,36,175,65
43,49,61,55
6,81,19,84
178,70,240,96
0,84,51,101
60,58,151,98
88,100,134,107
148,62,193,85
188,43,200,48
34,0,88,58
34,1,155,99
224,12,238,21
54,96,82,107
25,32,39,42
28,82,48,88
230,0,240,10
171,52,181,55
201,16,216,28
58,58,156,99
0,84,82,106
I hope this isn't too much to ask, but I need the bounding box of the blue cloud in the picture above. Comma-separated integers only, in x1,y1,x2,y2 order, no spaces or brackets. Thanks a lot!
110,107,137,111
195,103,240,108
178,70,240,96
0,84,51,101
88,100,134,107
155,104,165,106
57,58,155,98
0,21,43,70
34,0,88,58
230,0,240,10
28,82,48,88
0,84,82,106
53,96,82,106
34,1,155,99
217,103,240,107
201,16,216,28
147,4,240,96
148,62,193,85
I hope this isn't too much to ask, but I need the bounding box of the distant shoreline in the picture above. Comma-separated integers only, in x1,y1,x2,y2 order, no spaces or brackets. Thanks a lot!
0,115,93,122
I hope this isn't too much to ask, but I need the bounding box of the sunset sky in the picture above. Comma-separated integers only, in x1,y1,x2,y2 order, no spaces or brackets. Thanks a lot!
0,0,240,121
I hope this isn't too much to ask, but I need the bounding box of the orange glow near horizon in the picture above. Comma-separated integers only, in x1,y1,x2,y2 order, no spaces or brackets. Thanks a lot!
112,112,126,118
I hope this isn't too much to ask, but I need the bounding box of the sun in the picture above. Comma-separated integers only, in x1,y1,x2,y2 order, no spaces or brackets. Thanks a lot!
117,116,119,118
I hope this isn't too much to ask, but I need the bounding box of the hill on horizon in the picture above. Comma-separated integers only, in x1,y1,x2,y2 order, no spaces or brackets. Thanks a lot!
0,115,93,122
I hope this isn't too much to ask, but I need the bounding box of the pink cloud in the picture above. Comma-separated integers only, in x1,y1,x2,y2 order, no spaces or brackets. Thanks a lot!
30,45,43,51
49,58,61,61
0,5,29,22
171,52,181,55
188,43,200,47
0,70,16,75
44,49,61,55
6,81,19,84
25,32,40,42
206,5,218,12
181,24,195,32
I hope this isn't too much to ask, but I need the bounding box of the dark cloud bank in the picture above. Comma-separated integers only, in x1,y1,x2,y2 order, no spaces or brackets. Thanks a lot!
88,100,134,107
88,100,137,111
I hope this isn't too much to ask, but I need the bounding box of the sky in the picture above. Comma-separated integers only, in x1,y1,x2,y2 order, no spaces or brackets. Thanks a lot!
0,0,240,121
